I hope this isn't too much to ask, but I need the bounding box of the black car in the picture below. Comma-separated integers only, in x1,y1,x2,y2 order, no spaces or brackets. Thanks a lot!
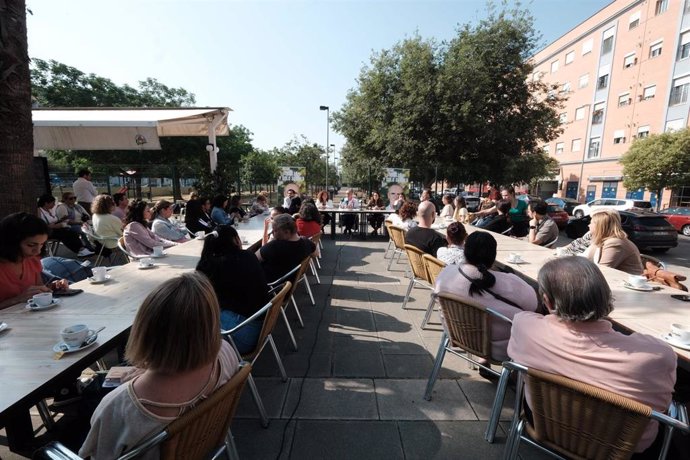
565,210,678,252
546,197,582,216
464,196,481,212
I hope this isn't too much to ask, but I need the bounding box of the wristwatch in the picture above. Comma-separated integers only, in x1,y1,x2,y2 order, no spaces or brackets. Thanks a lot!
529,226,536,230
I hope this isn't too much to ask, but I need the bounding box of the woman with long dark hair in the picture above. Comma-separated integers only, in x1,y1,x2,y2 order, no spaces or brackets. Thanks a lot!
123,200,177,256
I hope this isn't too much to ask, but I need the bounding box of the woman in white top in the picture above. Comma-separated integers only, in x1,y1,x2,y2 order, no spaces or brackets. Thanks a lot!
91,194,123,250
452,196,469,223
315,190,333,229
150,200,189,243
396,200,418,230
436,222,467,265
439,194,455,220
79,272,240,460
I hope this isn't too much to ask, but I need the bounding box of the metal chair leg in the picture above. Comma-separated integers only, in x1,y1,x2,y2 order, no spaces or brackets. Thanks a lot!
485,365,512,443
268,335,288,382
36,399,55,431
290,295,305,328
280,307,299,351
310,259,321,284
424,334,449,401
401,277,415,310
246,374,269,428
301,275,315,305
421,294,437,329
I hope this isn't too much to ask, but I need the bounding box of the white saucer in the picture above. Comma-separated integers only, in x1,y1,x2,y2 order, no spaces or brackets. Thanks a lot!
661,334,690,351
506,258,525,265
88,275,111,284
0,322,8,333
26,298,62,311
53,337,98,354
137,263,156,270
623,282,654,292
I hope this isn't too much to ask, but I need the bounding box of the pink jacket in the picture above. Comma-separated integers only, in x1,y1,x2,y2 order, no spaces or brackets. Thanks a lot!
123,222,176,256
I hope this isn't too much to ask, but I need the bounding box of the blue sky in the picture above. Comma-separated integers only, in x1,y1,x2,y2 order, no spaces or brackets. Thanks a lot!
27,0,611,159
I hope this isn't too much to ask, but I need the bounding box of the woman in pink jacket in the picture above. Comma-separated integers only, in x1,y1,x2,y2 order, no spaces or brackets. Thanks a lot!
123,200,177,257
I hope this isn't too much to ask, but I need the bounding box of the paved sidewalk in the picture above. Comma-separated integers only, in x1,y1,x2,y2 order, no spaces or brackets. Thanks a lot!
231,237,545,459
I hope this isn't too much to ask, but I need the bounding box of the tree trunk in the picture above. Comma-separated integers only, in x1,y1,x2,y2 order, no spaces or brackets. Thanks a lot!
0,0,35,217
171,165,182,201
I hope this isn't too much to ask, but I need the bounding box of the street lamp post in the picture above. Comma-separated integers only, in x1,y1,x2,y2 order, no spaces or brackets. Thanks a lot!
329,143,335,190
319,105,330,194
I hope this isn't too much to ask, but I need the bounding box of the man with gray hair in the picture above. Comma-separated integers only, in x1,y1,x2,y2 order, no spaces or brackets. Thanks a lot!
256,214,315,283
404,201,447,256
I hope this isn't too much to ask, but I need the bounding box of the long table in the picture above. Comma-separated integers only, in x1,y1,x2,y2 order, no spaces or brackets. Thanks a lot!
435,224,690,365
0,215,267,453
321,208,392,240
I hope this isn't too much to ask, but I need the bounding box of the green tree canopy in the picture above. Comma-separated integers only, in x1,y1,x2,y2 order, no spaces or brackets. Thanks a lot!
622,129,690,208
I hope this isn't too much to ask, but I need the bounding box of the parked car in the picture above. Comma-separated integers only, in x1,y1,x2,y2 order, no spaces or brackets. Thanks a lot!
545,197,582,216
464,196,481,212
546,204,569,229
571,198,653,218
565,210,678,252
516,194,541,203
658,206,690,236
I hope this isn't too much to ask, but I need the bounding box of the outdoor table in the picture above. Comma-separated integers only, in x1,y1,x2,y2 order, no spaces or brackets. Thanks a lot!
433,224,690,367
321,208,392,240
0,215,266,453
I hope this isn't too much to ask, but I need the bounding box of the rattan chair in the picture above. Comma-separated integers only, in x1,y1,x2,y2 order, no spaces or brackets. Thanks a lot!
267,265,301,351
383,220,395,259
223,282,291,428
387,225,407,271
401,244,433,310
501,361,690,460
420,254,446,329
34,363,252,460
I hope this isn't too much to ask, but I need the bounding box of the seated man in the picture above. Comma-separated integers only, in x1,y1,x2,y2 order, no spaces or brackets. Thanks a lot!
527,201,559,246
476,199,511,234
508,257,676,456
339,189,359,235
405,201,446,256
256,214,316,283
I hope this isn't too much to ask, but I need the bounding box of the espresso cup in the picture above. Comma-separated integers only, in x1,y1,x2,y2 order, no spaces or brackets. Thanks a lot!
32,292,53,307
152,246,164,256
195,231,205,239
139,257,153,267
92,267,107,282
628,275,647,287
509,252,522,262
61,324,92,348
670,323,690,343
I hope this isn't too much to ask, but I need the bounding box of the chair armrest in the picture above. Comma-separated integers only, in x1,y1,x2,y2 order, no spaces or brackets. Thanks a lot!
267,264,300,287
220,300,272,335
486,307,513,324
32,441,82,460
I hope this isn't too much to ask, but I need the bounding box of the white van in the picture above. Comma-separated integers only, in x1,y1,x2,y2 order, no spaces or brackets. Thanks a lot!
572,199,653,218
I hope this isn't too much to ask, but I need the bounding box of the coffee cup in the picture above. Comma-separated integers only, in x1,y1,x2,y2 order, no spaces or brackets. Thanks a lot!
32,292,53,307
195,231,205,239
670,323,690,343
627,275,647,287
152,246,164,257
92,267,107,282
139,257,153,267
509,252,522,262
61,324,92,348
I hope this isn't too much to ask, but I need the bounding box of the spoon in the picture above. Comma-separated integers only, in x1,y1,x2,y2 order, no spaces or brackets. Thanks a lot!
81,326,106,347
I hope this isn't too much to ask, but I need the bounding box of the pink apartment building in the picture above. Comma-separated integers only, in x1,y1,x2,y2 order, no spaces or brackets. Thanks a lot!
531,0,690,208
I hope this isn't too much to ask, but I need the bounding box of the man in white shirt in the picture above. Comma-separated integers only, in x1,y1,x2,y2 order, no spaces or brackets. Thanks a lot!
73,168,98,213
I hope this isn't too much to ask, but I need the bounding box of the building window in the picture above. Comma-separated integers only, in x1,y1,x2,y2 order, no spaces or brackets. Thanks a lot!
532,71,542,81
679,32,690,60
656,0,668,15
578,74,589,89
650,41,663,58
669,76,690,106
592,102,605,124
559,112,567,123
665,118,686,132
602,36,614,54
582,38,593,55
551,60,559,73
543,144,550,154
556,142,564,155
560,82,571,94
575,106,586,120
623,54,637,68
588,137,601,159
686,0,690,13
618,93,631,107
572,138,581,152
637,125,650,138
597,74,609,90
613,130,626,144
642,85,656,100
565,51,575,65
629,12,641,29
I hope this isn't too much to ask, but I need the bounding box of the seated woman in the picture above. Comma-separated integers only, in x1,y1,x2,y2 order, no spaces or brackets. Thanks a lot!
439,194,454,220
185,196,216,234
366,191,385,236
123,200,177,256
210,195,232,225
508,257,676,456
37,194,93,257
111,193,129,221
452,196,469,223
0,213,68,310
227,195,246,221
315,190,333,228
436,222,467,265
196,225,271,354
434,231,538,365
79,272,240,459
249,193,269,217
476,199,512,234
91,194,123,251
388,200,418,230
475,186,528,236
586,208,643,275
151,199,189,243
296,202,322,238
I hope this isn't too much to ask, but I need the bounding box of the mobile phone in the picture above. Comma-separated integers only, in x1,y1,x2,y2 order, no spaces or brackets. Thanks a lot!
53,288,83,297
671,294,690,302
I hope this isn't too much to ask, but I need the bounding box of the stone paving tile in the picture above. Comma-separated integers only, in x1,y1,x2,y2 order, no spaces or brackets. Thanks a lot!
376,379,476,421
457,379,515,422
382,354,435,378
288,420,404,460
282,378,379,420
378,330,429,355
333,350,386,378
282,352,332,378
235,377,291,419
232,419,294,460
398,420,506,459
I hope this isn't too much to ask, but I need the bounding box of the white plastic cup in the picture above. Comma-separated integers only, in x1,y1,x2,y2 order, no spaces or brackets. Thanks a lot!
139,257,153,267
32,292,53,307
92,267,107,282
509,252,522,262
